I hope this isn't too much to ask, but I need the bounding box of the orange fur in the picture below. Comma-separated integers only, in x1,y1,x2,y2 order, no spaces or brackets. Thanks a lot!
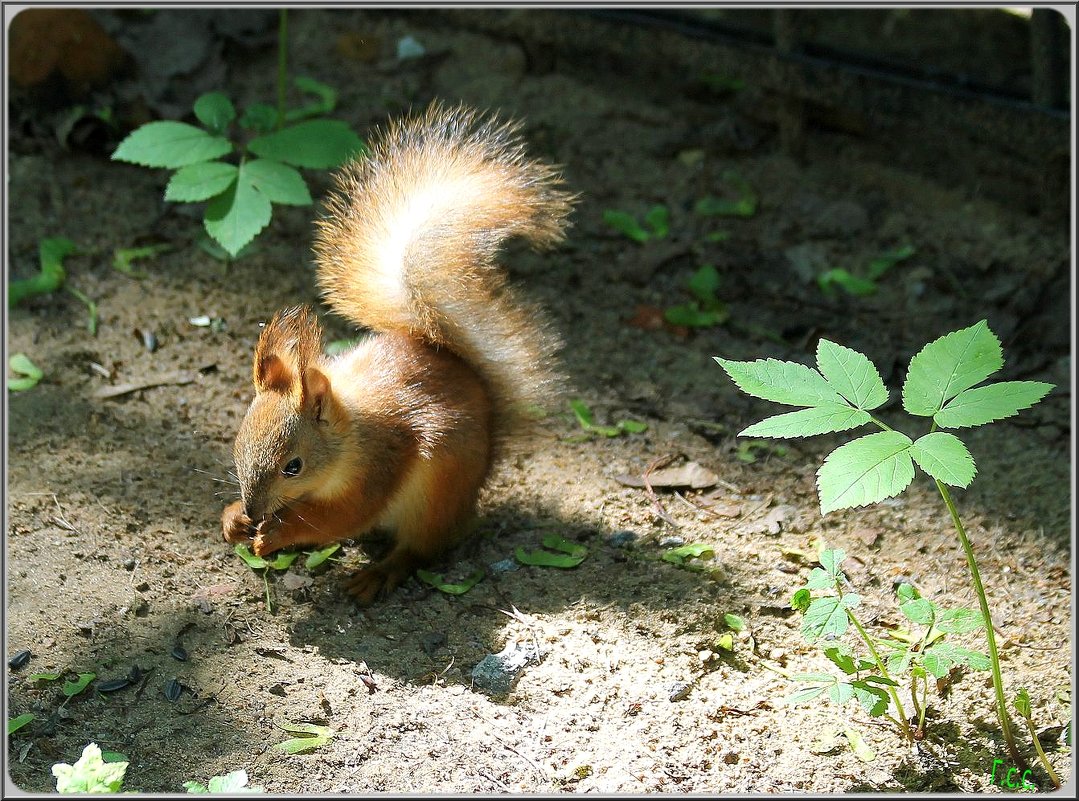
224,103,573,604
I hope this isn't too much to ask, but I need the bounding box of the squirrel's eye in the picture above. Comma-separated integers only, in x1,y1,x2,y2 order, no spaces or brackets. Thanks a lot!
282,457,303,477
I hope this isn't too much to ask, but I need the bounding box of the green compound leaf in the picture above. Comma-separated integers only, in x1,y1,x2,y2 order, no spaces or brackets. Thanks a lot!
415,568,484,595
909,432,977,487
8,353,44,392
902,320,1003,416
715,358,845,407
248,119,366,169
112,121,233,168
824,646,857,675
801,596,851,643
817,431,915,515
934,381,1054,429
740,404,870,438
784,684,829,705
603,209,650,243
239,102,278,134
829,682,855,705
922,642,991,678
243,159,313,206
899,597,937,626
8,713,35,735
816,339,888,411
804,567,834,590
304,543,340,570
193,92,236,134
165,161,239,202
819,548,846,580
203,164,273,257
52,743,128,794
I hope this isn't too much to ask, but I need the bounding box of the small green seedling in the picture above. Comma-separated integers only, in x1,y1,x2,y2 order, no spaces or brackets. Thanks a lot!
234,543,303,611
53,743,128,794
516,534,588,568
8,354,43,392
184,769,265,794
303,543,340,570
416,568,485,595
694,171,757,218
788,548,988,749
7,713,35,735
112,80,364,257
817,245,916,297
603,204,669,243
735,439,788,463
665,264,729,328
1013,689,1062,788
568,399,647,439
718,320,1053,764
661,542,715,568
274,719,334,754
9,238,98,333
113,243,171,278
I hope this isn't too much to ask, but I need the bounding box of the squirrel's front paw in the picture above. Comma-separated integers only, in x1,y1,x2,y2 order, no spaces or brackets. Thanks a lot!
221,501,255,543
251,519,282,557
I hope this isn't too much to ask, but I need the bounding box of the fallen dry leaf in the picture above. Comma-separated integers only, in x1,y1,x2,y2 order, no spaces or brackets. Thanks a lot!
613,461,719,490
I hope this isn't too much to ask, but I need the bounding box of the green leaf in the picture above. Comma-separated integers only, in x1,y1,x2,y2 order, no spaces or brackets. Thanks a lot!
235,543,269,570
165,161,239,202
184,781,208,793
193,92,236,134
244,159,313,205
204,769,264,793
662,543,715,565
542,534,588,558
817,268,877,297
9,236,76,307
723,613,746,632
618,419,649,434
286,76,338,122
784,684,829,705
248,119,366,169
851,681,891,716
52,743,128,794
1014,688,1032,719
909,432,977,487
804,567,834,590
694,173,757,217
687,264,720,304
829,682,855,705
934,381,1054,429
818,548,846,580
603,209,650,243
665,303,727,328
824,646,857,675
113,243,171,278
801,596,849,643
8,353,44,392
515,543,587,568
817,431,915,515
203,164,273,257
304,543,340,570
790,588,811,613
896,583,919,602
268,551,300,570
62,672,96,697
274,720,334,754
935,607,985,634
415,568,485,595
644,204,670,238
816,339,888,410
29,672,61,682
902,320,1003,416
843,727,876,762
239,103,278,134
899,597,937,626
8,713,35,735
714,633,735,651
922,642,991,678
112,121,233,168
740,404,871,438
866,245,916,280
715,358,845,407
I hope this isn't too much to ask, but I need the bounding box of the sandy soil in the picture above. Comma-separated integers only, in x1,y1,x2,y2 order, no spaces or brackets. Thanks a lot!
5,8,1072,794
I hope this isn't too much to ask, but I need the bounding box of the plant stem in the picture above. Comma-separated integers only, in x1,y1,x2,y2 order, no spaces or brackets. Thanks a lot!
1020,714,1061,788
276,9,288,130
843,601,913,741
935,480,1026,768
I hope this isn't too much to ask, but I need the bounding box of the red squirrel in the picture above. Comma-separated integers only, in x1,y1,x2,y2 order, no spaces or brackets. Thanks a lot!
221,102,576,604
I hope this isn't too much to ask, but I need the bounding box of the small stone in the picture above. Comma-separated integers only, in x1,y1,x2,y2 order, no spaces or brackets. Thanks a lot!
471,640,543,695
668,681,692,702
489,558,518,574
659,536,685,548
606,531,637,549
122,558,136,571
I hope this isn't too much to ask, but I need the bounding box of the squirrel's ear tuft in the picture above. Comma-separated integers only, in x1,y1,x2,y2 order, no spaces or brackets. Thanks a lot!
255,353,294,393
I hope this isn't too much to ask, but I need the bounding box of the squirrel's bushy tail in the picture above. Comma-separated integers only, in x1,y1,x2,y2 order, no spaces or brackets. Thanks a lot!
313,102,576,441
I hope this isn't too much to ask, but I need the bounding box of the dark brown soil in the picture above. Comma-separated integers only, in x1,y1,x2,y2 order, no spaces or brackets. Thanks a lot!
6,8,1072,794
